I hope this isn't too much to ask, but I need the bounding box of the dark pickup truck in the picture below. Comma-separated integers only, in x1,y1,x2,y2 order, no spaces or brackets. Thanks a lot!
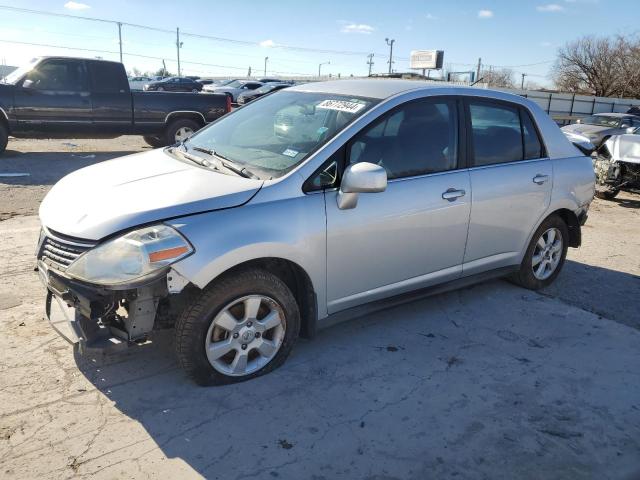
0,56,231,153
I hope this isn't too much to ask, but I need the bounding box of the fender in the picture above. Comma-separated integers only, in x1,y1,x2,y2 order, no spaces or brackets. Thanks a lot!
166,190,328,319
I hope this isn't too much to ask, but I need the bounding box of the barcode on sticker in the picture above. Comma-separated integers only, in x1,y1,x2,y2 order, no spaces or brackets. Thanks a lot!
317,100,365,114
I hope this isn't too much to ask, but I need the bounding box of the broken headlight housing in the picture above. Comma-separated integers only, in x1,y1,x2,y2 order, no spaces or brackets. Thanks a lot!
66,225,193,287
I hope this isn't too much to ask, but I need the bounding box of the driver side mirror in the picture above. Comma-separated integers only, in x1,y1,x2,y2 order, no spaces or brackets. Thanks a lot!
22,79,34,89
337,162,387,210
625,127,638,134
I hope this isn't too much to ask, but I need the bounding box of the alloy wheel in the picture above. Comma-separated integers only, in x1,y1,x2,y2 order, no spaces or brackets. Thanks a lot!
204,295,286,376
174,126,194,143
532,227,563,280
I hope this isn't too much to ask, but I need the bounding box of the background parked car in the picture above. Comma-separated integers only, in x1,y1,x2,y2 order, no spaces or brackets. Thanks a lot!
257,77,281,83
144,76,203,92
237,82,292,105
203,79,263,102
128,75,154,91
561,113,640,147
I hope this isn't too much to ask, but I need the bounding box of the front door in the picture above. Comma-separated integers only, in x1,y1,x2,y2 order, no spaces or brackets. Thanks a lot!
325,97,471,313
13,58,92,134
462,98,552,274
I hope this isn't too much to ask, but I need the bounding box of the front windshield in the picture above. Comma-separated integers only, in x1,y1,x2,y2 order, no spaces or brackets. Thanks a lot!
255,84,278,94
2,58,40,84
186,91,378,178
223,80,244,88
580,115,621,128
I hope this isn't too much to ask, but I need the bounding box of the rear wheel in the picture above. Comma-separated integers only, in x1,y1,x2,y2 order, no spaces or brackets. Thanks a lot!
164,118,200,145
0,122,7,154
512,215,569,290
142,135,166,148
175,268,300,386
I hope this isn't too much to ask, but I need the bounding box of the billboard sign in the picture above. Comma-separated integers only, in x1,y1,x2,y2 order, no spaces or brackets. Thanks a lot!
410,50,444,70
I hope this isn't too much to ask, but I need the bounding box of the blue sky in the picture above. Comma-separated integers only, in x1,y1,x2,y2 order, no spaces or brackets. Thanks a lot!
0,0,638,85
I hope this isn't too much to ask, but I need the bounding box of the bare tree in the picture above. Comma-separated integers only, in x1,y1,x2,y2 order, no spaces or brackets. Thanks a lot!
553,34,640,98
480,68,515,88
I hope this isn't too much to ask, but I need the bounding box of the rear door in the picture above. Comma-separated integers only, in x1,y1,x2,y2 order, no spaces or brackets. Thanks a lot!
87,61,132,134
462,98,551,274
12,58,92,133
324,97,471,313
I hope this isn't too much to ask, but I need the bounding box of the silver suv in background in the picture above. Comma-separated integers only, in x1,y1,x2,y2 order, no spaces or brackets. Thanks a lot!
37,81,595,385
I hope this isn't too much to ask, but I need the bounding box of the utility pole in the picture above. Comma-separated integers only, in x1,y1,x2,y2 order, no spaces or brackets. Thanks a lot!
366,53,374,76
247,66,252,77
264,57,269,76
520,73,527,89
117,22,123,63
385,38,395,74
476,57,482,83
318,61,330,78
176,27,183,77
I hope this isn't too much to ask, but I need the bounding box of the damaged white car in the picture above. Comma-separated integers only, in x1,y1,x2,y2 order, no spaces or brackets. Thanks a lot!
593,134,640,199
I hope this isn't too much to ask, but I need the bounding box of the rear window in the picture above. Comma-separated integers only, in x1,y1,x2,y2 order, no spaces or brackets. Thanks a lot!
469,100,545,166
89,62,128,93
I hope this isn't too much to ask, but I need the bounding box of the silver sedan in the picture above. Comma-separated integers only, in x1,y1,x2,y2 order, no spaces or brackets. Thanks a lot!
37,80,595,385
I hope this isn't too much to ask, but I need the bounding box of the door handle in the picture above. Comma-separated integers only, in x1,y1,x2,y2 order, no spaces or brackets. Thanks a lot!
532,174,549,185
442,188,466,201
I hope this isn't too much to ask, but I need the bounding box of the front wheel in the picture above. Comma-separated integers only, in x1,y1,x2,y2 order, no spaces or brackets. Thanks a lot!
175,269,300,386
512,215,569,290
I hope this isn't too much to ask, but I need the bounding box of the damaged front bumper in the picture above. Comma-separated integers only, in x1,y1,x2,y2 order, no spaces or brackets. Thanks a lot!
38,260,187,354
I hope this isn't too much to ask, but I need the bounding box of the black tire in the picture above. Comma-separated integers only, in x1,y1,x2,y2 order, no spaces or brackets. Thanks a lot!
595,187,620,200
175,268,301,386
142,135,166,148
511,215,569,290
0,122,8,154
164,118,200,145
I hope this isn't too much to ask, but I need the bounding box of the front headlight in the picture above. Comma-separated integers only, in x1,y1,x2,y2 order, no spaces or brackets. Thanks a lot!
66,225,193,286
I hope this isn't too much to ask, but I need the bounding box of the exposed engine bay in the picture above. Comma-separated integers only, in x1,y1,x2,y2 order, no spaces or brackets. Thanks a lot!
593,134,640,200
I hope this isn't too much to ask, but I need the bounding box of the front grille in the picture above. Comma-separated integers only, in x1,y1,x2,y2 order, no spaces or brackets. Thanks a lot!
38,229,96,272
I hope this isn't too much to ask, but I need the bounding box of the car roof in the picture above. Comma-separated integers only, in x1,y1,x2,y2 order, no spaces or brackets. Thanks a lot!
287,79,522,100
593,113,632,118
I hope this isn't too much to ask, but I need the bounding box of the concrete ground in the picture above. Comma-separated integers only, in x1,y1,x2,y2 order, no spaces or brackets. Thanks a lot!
1,138,639,479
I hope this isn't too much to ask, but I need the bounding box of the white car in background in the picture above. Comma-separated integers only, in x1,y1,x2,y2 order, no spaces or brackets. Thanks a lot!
203,79,264,102
128,76,154,91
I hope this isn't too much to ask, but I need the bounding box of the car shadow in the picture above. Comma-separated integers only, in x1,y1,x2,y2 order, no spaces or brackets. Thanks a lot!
72,266,640,478
0,150,140,186
611,195,640,209
542,259,640,330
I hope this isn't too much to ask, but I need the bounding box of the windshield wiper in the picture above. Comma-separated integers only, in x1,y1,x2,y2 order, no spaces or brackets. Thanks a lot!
190,146,259,179
172,144,213,168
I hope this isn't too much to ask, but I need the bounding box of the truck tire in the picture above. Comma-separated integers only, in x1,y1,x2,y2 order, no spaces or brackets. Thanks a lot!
175,268,301,386
511,215,569,290
0,122,8,154
165,118,200,145
142,135,166,148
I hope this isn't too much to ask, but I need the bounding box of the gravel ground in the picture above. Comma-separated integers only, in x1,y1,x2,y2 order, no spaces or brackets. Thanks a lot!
0,138,639,479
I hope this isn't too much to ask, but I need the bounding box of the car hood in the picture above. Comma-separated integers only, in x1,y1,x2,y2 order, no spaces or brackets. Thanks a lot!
561,123,614,137
39,149,263,241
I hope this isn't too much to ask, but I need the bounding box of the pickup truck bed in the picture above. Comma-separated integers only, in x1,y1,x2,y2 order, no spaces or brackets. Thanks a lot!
0,57,230,153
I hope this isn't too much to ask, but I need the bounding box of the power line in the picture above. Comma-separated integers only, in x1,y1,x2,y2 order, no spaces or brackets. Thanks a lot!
0,39,314,75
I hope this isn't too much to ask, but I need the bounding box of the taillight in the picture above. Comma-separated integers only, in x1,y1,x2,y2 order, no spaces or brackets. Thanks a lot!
226,95,232,113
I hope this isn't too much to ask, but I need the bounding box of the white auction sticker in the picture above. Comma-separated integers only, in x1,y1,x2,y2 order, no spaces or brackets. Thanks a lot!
317,99,365,114
282,148,299,157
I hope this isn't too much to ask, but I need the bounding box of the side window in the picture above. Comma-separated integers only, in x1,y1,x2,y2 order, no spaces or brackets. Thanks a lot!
348,99,458,180
25,60,88,92
469,102,522,166
89,62,128,93
521,109,544,159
